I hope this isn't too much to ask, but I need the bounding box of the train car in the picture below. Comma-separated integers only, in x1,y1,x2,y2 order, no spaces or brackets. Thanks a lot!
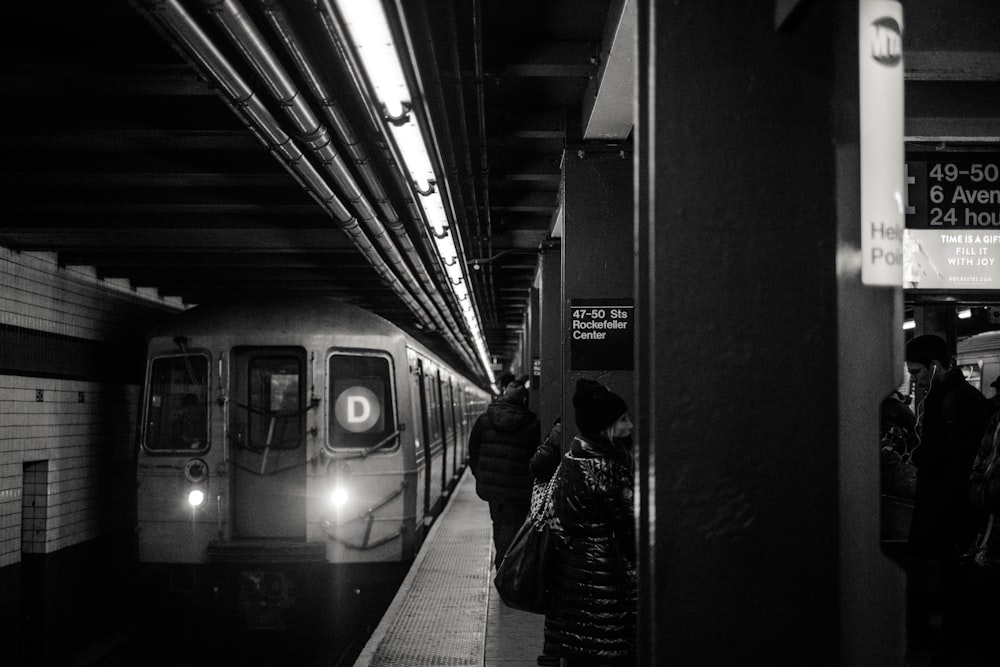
135,297,490,632
956,329,1000,393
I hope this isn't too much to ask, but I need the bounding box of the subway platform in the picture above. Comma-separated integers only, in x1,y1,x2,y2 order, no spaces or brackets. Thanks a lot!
354,469,546,667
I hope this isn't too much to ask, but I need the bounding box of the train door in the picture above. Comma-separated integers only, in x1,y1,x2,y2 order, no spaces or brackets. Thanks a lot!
229,346,308,539
438,372,449,492
444,379,458,480
414,358,433,519
426,370,445,501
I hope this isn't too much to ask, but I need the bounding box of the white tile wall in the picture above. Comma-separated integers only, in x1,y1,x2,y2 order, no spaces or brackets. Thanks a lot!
1,247,183,567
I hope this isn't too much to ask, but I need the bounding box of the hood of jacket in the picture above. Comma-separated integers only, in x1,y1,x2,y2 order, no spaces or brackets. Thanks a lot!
486,398,535,432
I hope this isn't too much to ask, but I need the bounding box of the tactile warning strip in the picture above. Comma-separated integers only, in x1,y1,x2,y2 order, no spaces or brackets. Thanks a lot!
363,472,492,666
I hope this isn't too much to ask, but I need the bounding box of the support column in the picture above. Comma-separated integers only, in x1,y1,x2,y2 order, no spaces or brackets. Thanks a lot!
635,2,904,665
561,147,634,433
538,240,563,439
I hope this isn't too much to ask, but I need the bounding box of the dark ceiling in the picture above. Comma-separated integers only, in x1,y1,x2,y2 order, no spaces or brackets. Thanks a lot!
3,2,998,382
0,0,612,382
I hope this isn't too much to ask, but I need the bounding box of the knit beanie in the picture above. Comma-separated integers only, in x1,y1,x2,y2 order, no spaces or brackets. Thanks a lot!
905,334,950,368
502,378,528,406
573,378,628,437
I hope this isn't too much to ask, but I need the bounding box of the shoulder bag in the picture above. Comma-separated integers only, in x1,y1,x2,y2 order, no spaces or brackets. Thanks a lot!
494,465,560,613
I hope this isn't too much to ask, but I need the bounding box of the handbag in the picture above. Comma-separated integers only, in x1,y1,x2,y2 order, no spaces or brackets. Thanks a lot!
494,466,561,613
493,514,552,613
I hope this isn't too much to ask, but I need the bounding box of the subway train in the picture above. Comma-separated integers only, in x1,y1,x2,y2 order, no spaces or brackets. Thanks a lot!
135,297,491,631
956,329,1000,393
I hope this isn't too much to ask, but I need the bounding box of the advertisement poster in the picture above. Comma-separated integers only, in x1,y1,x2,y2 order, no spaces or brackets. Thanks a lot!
905,156,1000,289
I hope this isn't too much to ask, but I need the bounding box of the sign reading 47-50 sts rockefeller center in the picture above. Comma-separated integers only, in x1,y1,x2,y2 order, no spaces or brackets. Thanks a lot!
569,299,634,371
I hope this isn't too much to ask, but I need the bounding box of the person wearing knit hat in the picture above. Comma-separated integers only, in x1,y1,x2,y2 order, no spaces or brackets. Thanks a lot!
542,378,635,664
903,333,990,663
572,378,629,440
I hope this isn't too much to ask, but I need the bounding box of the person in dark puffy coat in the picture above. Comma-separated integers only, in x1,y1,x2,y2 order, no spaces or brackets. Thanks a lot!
963,412,1000,666
544,379,636,666
904,334,989,665
468,374,541,568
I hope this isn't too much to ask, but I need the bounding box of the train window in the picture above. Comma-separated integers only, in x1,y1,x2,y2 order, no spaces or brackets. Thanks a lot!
328,353,396,450
144,354,210,452
246,356,303,450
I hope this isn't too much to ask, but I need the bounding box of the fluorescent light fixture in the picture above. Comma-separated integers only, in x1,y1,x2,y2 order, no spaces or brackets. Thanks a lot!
958,308,972,320
334,1,409,120
334,0,494,382
903,319,916,330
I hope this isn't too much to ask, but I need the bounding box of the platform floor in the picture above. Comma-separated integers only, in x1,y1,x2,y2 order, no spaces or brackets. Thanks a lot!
354,469,546,666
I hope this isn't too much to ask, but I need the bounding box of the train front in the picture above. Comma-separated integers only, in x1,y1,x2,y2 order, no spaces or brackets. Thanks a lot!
135,314,413,634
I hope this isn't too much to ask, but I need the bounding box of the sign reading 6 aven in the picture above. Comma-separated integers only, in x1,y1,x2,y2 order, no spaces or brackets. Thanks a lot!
904,154,1000,290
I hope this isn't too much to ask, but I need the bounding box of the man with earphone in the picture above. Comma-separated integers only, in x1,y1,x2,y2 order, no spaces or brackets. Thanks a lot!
904,333,991,664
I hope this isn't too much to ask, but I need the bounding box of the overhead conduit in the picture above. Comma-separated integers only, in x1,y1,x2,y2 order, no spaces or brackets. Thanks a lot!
201,0,475,363
133,0,480,373
255,0,469,346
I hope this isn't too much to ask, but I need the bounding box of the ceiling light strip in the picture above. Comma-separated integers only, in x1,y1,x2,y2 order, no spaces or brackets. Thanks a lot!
330,0,494,382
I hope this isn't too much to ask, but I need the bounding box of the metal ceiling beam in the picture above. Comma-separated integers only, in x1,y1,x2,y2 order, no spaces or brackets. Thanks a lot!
582,0,635,140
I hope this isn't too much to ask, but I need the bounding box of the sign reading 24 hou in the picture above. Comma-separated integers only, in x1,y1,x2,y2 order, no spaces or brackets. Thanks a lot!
859,0,905,286
569,299,634,371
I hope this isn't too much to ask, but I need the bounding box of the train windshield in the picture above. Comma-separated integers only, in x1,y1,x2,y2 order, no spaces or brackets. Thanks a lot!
328,353,396,450
144,354,210,452
245,355,304,450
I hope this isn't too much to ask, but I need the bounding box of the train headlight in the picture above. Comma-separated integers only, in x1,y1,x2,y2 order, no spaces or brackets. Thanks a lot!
184,459,209,508
188,488,206,507
330,486,350,508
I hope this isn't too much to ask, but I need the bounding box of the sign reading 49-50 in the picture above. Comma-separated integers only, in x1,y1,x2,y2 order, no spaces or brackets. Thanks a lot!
905,154,1000,289
569,299,633,370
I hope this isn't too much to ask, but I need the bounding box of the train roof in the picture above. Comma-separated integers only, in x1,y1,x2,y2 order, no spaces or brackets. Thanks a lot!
147,297,396,339
147,297,488,388
957,330,1000,355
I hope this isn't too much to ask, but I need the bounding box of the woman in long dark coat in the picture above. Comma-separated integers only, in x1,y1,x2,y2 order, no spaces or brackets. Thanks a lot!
544,379,636,666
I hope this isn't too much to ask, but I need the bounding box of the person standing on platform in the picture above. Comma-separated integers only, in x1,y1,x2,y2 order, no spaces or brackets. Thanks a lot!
468,374,541,569
544,379,636,666
530,416,563,667
965,408,1000,666
905,333,990,665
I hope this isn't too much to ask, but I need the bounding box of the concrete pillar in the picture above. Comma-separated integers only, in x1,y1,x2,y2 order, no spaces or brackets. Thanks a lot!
561,147,634,436
528,285,541,415
635,2,905,665
538,240,563,441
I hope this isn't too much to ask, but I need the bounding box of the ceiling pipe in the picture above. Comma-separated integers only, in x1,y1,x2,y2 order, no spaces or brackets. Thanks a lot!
131,0,485,370
193,0,480,372
257,0,469,346
441,2,497,329
471,0,500,327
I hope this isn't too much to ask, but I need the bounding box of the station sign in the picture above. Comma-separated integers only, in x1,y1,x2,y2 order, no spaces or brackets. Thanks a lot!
859,0,905,286
905,155,1000,290
569,299,633,371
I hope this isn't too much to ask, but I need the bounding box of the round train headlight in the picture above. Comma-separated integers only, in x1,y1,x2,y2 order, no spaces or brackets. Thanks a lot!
330,486,349,508
188,488,206,507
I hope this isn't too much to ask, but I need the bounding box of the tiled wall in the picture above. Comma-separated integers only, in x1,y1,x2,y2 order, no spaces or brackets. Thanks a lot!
0,247,183,567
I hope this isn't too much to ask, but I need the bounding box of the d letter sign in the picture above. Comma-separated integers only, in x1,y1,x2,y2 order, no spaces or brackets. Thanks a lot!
859,0,904,286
